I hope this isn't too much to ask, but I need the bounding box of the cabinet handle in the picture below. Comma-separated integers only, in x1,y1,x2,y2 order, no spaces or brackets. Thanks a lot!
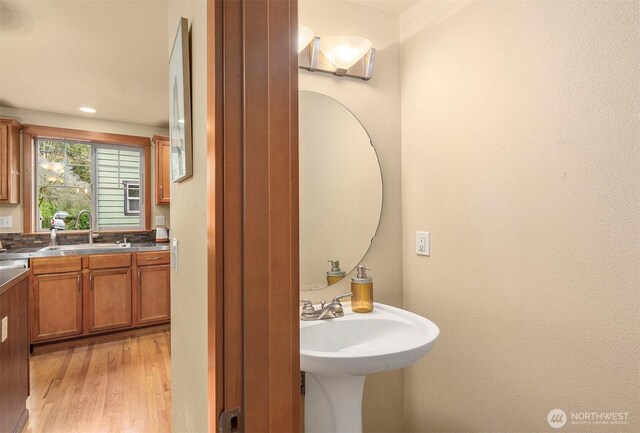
138,270,142,288
145,257,161,261
77,274,81,293
89,274,94,292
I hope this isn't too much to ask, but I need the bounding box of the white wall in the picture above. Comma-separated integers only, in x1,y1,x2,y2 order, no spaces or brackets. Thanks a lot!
167,1,209,432
401,1,640,431
299,1,403,431
0,106,170,232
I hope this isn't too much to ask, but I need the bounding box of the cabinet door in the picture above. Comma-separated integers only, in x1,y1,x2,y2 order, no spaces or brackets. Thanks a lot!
31,272,83,342
137,265,170,325
0,124,8,201
88,268,132,333
0,121,20,203
155,136,170,205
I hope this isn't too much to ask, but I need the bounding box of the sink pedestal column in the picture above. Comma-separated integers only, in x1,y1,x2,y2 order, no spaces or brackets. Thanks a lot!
305,373,366,433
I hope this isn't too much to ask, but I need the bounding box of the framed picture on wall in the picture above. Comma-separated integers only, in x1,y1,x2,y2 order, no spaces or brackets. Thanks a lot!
169,17,193,183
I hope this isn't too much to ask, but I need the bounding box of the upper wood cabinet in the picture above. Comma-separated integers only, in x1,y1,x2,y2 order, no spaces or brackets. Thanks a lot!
153,135,170,205
0,118,22,204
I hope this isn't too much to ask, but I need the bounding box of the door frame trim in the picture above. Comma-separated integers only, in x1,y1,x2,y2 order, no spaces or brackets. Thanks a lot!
207,0,300,430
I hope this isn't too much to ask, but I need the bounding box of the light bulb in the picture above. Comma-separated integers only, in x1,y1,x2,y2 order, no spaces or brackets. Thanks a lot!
320,36,372,70
298,25,315,53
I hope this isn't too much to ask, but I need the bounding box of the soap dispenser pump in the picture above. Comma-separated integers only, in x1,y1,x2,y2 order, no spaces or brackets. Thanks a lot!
326,259,346,285
351,265,373,313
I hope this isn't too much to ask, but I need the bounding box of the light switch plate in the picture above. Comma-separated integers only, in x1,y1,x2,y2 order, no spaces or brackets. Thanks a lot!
1,317,7,342
416,231,430,256
155,215,165,226
171,238,178,272
0,216,12,229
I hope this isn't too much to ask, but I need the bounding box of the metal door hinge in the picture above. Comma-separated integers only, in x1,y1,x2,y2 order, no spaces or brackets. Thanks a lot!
219,407,242,433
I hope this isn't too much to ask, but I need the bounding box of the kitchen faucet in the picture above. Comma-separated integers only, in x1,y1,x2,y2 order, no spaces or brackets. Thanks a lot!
75,210,100,244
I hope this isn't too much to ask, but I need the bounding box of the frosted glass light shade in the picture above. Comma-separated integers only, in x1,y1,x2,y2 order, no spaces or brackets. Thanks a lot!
320,36,372,70
298,25,315,53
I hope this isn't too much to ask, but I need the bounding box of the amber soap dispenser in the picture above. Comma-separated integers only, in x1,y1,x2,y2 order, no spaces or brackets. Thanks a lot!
326,259,347,285
351,265,373,313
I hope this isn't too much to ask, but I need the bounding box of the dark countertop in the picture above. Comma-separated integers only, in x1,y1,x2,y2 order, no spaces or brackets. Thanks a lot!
0,268,30,296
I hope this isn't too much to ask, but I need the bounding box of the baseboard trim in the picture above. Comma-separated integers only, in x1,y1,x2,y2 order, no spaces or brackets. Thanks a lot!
31,323,170,355
13,408,28,433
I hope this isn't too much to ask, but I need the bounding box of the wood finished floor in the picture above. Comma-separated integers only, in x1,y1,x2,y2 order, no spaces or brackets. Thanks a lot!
22,331,171,433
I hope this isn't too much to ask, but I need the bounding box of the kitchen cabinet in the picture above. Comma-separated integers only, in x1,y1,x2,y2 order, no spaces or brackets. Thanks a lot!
0,118,22,204
31,272,83,342
0,271,29,433
87,269,132,332
136,265,170,325
153,135,170,205
29,251,169,346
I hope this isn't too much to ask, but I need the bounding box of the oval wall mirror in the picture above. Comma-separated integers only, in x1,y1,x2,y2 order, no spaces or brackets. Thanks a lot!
300,91,383,291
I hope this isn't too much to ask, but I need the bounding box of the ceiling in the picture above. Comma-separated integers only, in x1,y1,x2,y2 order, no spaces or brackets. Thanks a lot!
352,0,420,13
0,0,169,127
0,0,417,128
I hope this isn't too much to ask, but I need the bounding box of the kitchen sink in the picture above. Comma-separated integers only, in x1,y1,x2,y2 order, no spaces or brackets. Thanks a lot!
39,242,132,252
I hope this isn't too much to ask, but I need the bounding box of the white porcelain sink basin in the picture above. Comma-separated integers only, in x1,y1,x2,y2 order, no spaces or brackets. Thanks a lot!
301,303,439,433
301,303,439,376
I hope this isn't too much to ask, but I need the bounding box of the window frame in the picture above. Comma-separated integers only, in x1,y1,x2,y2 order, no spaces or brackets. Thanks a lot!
22,125,151,233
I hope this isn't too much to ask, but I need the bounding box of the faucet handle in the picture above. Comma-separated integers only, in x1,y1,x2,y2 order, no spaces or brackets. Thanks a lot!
332,293,353,304
300,299,315,315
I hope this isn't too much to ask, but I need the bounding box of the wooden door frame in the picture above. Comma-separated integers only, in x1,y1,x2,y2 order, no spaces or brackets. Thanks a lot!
207,0,300,431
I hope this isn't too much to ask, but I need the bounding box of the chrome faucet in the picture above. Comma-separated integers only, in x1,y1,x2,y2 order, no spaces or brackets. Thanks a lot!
300,293,353,321
75,210,100,244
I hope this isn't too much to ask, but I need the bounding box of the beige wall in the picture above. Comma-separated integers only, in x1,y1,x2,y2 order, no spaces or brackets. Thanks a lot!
167,1,208,432
401,1,640,432
0,106,170,232
299,1,403,431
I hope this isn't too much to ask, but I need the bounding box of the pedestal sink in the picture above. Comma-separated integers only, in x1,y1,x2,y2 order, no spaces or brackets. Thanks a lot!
300,302,439,433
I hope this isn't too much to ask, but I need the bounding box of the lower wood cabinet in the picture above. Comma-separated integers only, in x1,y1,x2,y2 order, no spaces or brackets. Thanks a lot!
29,252,169,345
88,268,132,332
137,265,170,325
0,275,29,433
31,272,83,342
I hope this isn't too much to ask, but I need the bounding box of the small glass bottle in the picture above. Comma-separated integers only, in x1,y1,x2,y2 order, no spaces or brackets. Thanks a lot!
326,259,346,286
351,265,373,313
49,229,59,249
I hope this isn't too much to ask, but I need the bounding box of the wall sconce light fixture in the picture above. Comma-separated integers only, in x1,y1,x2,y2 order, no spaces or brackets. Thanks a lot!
298,25,315,53
298,26,375,81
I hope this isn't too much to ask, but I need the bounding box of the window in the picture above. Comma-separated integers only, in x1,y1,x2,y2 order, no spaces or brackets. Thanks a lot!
35,138,145,231
123,181,140,216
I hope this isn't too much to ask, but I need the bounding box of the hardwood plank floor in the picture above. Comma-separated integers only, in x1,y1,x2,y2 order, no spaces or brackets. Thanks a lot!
22,331,171,433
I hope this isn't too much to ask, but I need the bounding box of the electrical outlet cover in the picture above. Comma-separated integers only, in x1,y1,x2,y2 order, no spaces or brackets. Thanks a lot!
416,231,430,256
0,216,12,228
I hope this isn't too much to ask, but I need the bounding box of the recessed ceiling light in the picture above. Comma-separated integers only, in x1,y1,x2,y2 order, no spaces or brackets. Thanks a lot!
79,107,97,113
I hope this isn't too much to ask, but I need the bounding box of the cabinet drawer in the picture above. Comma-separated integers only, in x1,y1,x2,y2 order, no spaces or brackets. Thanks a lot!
31,257,82,275
89,253,132,270
136,251,170,266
